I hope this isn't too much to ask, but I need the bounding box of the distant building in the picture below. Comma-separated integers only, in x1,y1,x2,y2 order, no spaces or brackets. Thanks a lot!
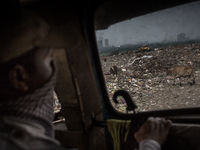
105,39,109,47
96,31,110,48
96,31,104,48
97,40,103,48
177,33,186,41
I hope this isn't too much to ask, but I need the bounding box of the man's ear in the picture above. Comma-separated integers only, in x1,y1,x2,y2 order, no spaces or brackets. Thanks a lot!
9,65,29,92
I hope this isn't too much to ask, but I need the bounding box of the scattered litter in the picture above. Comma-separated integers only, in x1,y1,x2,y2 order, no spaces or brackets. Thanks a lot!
101,43,200,113
122,68,126,71
53,91,62,113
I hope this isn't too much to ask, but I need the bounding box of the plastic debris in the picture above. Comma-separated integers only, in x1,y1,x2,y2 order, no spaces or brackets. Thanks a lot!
101,43,200,113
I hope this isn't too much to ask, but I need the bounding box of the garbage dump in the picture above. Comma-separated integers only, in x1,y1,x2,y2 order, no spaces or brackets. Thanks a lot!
101,43,200,113
53,91,62,113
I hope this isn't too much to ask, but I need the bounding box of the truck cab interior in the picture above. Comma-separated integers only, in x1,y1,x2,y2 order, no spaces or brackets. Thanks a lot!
2,0,200,149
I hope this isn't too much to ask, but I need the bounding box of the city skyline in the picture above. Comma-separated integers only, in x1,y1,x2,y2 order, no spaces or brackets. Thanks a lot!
96,1,200,47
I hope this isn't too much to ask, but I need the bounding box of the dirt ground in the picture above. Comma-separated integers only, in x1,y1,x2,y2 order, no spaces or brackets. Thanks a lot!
101,43,200,113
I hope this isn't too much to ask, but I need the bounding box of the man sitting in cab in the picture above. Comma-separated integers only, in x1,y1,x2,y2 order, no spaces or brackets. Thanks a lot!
0,3,171,150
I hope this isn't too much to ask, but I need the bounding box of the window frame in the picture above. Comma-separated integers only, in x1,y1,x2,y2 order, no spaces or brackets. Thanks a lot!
82,0,200,123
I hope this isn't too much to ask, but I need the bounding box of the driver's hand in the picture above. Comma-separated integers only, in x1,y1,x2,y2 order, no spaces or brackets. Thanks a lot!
134,117,172,145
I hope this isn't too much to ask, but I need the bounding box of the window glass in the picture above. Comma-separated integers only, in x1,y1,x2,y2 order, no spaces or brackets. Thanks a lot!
95,1,200,113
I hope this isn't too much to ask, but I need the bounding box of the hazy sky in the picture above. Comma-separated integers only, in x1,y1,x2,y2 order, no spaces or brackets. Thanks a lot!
96,1,200,46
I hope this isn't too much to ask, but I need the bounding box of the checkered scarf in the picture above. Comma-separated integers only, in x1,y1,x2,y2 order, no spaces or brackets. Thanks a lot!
0,61,57,137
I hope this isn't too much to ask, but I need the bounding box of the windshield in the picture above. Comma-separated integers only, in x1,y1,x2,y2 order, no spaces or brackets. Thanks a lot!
95,1,200,113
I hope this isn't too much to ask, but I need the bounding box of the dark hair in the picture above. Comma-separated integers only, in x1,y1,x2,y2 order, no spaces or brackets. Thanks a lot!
0,1,20,13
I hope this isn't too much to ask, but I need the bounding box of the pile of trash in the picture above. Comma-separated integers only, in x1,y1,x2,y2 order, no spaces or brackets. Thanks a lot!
53,91,62,113
102,43,200,112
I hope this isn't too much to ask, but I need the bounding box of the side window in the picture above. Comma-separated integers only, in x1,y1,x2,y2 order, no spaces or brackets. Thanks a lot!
95,1,200,113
